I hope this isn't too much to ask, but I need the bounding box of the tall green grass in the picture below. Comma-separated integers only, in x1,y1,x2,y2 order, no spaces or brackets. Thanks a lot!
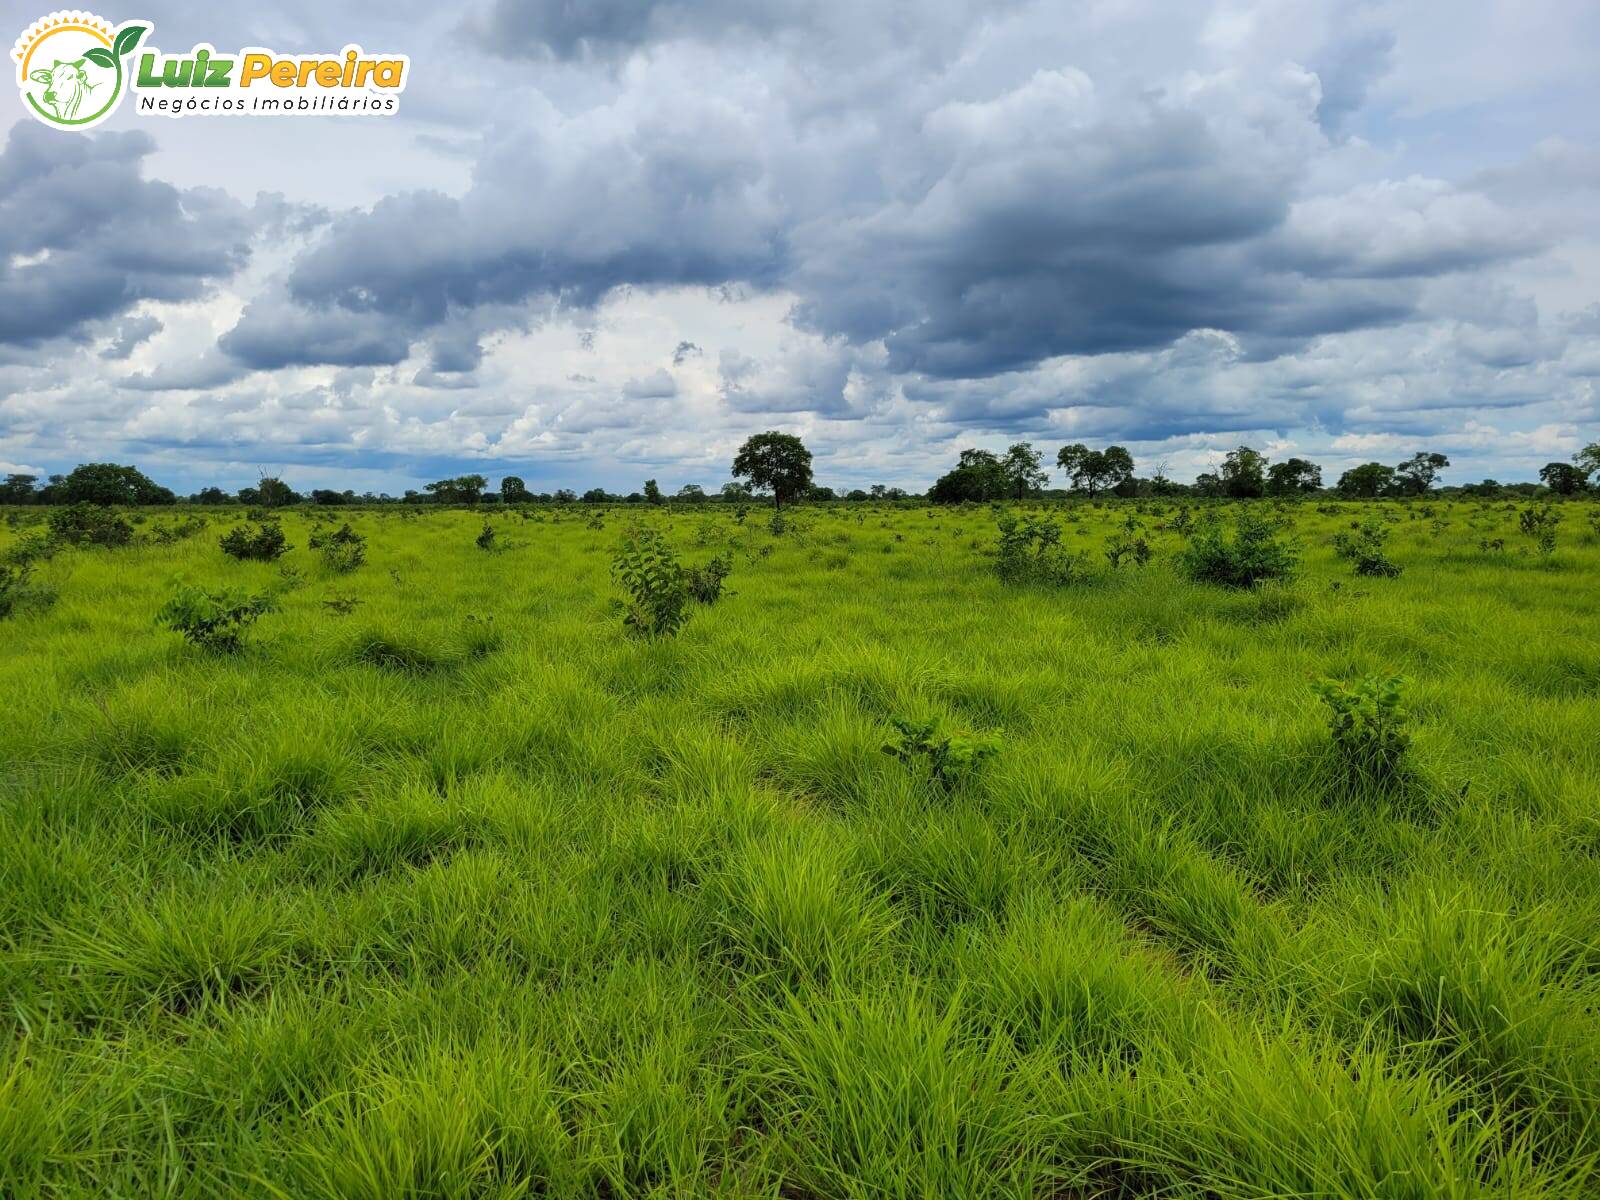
1,497,1597,1196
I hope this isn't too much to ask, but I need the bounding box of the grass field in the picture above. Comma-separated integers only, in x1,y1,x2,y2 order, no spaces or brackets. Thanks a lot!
3,497,1599,1197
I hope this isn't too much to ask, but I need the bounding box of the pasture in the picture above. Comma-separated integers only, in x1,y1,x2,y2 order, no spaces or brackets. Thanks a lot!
2,497,1599,1197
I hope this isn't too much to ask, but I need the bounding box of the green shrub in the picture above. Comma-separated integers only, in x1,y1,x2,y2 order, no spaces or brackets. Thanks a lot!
1178,510,1297,588
156,585,276,652
685,552,733,604
309,523,366,572
1312,674,1411,783
0,562,32,619
612,526,689,637
994,512,1089,585
1332,518,1402,577
882,716,1002,791
220,521,290,562
1518,505,1560,556
1104,531,1152,569
48,503,134,548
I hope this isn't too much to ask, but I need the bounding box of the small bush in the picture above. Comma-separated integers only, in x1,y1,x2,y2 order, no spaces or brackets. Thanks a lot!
156,585,276,652
0,562,33,619
1178,510,1297,588
1332,518,1402,577
220,522,290,562
685,552,733,604
613,526,689,637
309,523,366,573
1518,505,1560,556
48,503,134,548
1312,674,1411,784
882,717,1001,791
1104,532,1152,569
994,513,1089,586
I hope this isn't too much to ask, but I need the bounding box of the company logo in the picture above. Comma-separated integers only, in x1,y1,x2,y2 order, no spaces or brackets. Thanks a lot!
13,11,147,129
13,11,409,129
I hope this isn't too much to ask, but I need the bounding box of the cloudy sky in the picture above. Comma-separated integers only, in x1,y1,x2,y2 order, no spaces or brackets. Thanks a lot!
3,0,1599,495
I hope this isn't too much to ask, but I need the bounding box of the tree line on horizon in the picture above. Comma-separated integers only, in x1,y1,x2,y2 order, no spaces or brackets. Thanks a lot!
3,433,1598,509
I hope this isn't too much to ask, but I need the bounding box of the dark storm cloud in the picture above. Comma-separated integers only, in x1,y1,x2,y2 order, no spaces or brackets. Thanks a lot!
229,37,1536,388
0,123,251,347
221,101,786,368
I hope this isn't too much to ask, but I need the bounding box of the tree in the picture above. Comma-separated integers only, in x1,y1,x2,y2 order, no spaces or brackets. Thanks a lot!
1539,462,1589,495
1001,442,1049,500
1393,452,1449,496
1266,458,1322,495
190,486,230,505
643,478,663,505
1337,462,1397,498
501,476,530,504
732,431,814,511
720,481,752,502
1575,442,1600,475
1219,446,1267,498
676,483,707,502
1056,444,1133,498
423,475,487,505
57,462,173,506
929,449,1008,503
0,474,37,504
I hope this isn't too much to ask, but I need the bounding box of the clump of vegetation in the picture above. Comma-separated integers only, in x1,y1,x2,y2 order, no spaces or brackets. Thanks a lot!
1518,505,1560,556
882,716,1002,790
1178,510,1297,588
1104,531,1152,569
475,520,516,552
219,521,290,562
147,516,208,545
613,526,690,637
994,512,1089,585
1332,518,1402,577
1312,674,1412,784
0,562,35,619
48,503,134,548
156,585,276,652
309,523,367,573
685,551,733,604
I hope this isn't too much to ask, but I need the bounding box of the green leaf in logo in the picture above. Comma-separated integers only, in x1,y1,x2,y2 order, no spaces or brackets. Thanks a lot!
84,46,116,69
113,24,148,59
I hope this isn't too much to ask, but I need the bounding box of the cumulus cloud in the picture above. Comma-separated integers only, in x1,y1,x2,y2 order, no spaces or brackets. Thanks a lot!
0,123,251,347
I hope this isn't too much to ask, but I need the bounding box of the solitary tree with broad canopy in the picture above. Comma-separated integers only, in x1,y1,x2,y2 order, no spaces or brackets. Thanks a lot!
1574,442,1599,475
1337,462,1397,498
1002,442,1049,500
1539,462,1589,495
423,475,488,505
1056,444,1133,498
1219,446,1268,498
57,462,174,506
501,476,530,503
1394,452,1449,495
1266,458,1322,495
732,431,813,511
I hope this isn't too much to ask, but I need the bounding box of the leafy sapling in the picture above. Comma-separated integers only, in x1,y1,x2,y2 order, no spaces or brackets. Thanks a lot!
883,716,1002,791
1312,674,1412,784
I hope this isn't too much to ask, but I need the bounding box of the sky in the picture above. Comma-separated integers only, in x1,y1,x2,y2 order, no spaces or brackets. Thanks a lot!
2,0,1599,496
